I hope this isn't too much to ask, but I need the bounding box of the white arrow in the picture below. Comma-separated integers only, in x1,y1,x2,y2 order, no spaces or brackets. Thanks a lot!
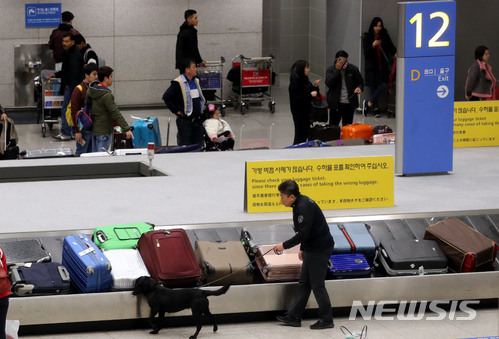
437,85,449,98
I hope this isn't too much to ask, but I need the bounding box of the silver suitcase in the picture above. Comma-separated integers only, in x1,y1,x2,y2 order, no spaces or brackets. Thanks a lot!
103,249,150,290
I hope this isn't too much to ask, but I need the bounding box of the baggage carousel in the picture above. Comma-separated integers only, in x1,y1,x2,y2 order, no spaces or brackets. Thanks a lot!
5,210,499,333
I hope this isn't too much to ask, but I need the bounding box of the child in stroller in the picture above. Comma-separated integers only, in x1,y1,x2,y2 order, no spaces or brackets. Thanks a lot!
203,104,235,151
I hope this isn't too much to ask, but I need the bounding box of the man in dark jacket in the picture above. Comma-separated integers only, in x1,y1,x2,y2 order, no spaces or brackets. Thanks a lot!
325,50,364,127
273,180,335,330
163,59,205,146
53,33,83,140
175,9,206,72
48,11,80,66
74,34,100,67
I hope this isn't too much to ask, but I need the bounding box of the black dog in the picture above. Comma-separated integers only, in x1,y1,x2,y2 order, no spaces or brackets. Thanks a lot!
132,276,230,339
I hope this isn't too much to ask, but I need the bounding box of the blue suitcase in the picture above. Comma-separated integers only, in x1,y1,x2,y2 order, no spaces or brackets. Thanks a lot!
328,223,376,263
327,253,371,279
130,117,161,147
285,140,328,148
62,234,112,293
11,262,71,296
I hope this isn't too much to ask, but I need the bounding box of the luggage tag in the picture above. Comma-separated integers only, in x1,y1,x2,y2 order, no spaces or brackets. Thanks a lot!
190,88,200,98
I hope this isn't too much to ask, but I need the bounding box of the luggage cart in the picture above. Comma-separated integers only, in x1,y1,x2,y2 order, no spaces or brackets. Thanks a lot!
230,55,275,115
35,70,63,137
197,57,226,116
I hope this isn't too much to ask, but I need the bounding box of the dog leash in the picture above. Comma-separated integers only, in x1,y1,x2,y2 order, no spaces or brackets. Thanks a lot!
199,247,275,287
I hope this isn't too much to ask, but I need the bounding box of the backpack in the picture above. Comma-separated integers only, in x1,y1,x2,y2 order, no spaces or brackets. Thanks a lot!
84,48,106,67
76,98,93,131
65,84,83,127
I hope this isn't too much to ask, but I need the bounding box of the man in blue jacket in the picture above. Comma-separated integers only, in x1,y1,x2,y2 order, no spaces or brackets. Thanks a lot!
273,180,335,330
162,59,205,146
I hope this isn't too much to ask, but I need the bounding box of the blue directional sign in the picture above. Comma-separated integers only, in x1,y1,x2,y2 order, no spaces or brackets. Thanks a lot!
25,3,61,28
396,1,456,175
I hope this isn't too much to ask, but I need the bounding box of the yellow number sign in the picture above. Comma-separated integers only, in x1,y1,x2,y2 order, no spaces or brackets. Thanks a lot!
244,156,394,213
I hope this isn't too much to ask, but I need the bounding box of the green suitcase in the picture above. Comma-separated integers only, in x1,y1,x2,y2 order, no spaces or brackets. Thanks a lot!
93,222,155,250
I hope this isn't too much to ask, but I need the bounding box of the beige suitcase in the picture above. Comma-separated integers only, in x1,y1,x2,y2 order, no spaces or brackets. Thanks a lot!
254,244,302,282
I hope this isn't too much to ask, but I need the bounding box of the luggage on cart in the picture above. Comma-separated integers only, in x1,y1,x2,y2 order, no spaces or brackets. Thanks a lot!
93,222,155,250
424,218,499,272
0,118,19,160
341,123,373,141
309,124,340,142
21,148,74,159
10,262,70,296
137,229,202,287
372,133,395,144
254,244,302,282
103,249,150,290
0,239,51,267
62,234,112,293
310,94,328,123
327,253,371,279
328,223,376,263
130,117,161,147
378,239,448,276
195,241,254,285
285,140,328,148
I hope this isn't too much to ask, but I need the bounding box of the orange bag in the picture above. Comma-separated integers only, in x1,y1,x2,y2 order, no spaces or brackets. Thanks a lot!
341,123,373,141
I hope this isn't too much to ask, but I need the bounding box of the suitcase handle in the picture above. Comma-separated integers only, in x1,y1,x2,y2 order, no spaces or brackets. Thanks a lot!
11,267,22,285
96,230,108,243
58,266,70,282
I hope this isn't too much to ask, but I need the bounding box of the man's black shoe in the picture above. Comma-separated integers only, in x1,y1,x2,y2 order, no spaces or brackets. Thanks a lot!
276,315,301,327
310,320,335,330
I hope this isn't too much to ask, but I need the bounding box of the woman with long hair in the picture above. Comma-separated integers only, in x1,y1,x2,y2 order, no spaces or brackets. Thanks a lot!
288,60,320,144
362,17,397,117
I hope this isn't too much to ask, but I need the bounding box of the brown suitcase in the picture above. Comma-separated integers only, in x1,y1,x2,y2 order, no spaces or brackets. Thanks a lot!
424,218,498,272
195,241,254,285
254,244,302,282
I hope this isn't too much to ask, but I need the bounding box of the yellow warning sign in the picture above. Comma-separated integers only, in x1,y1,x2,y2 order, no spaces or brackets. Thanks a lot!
244,156,394,213
454,101,499,147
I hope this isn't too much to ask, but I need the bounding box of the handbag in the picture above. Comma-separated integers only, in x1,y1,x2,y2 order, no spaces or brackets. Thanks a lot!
0,258,11,295
341,325,368,339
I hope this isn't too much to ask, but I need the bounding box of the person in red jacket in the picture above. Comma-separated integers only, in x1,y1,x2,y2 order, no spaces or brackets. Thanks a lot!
48,11,80,68
0,247,10,339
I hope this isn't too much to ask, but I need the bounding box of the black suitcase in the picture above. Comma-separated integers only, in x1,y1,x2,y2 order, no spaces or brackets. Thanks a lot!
378,239,448,276
11,262,71,296
0,239,51,267
310,95,328,123
309,124,341,142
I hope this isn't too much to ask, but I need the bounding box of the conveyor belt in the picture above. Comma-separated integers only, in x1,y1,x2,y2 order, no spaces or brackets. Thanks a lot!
4,210,499,332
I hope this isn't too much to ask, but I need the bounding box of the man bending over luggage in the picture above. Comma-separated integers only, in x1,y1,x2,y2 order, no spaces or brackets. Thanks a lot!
273,180,335,330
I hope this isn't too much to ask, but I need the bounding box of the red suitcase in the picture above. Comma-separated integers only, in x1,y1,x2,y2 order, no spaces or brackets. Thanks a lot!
137,229,202,287
341,123,373,141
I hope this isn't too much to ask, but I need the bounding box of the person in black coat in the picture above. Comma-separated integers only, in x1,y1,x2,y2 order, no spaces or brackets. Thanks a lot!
362,17,397,116
325,50,363,127
288,60,320,145
175,9,206,73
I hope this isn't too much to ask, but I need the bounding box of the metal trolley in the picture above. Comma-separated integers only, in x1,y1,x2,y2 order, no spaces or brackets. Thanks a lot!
197,57,226,116
229,55,275,114
34,70,64,137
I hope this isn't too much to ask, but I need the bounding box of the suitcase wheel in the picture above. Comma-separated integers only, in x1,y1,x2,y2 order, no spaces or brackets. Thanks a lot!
147,124,153,129
87,266,95,275
262,267,268,274
106,262,112,271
